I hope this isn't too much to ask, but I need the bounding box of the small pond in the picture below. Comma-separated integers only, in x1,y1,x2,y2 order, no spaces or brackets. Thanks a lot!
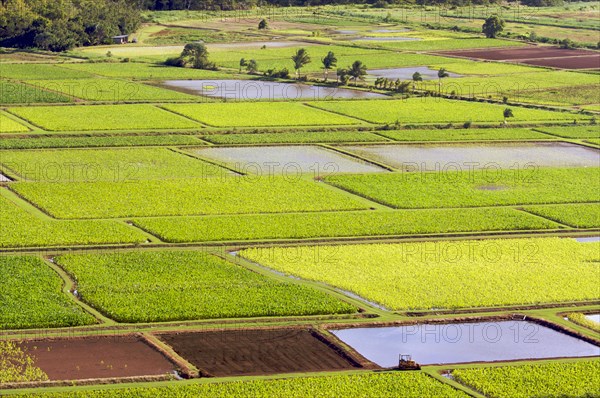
331,321,600,367
192,145,386,176
162,80,386,100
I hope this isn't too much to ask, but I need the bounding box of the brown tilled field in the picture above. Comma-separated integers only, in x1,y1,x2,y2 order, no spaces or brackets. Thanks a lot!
520,55,600,69
437,46,600,69
21,335,176,380
157,328,363,377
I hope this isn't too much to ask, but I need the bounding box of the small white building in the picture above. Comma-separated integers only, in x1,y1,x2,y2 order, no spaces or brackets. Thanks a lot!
112,35,129,44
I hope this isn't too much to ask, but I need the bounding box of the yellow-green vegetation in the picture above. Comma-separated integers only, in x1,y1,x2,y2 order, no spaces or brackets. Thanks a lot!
26,79,197,101
55,251,356,322
202,131,385,144
535,125,600,139
0,114,29,133
453,360,600,398
0,63,94,79
10,371,467,397
57,62,230,79
566,313,600,333
524,203,600,228
0,81,72,104
163,103,360,127
312,99,582,124
0,255,96,329
378,127,550,141
240,238,600,310
0,134,202,149
8,104,201,131
0,194,146,248
1,147,226,181
0,341,48,383
326,168,600,209
352,38,525,51
134,207,558,243
11,177,369,219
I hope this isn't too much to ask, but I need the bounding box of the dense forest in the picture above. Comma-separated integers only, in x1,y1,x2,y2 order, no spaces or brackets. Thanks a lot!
0,0,141,51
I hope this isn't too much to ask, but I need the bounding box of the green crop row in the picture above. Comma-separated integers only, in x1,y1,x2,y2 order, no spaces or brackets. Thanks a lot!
163,103,361,127
566,313,600,333
1,147,227,182
57,62,232,80
0,114,29,133
524,203,600,228
535,125,600,139
413,71,600,103
10,99,585,132
55,250,356,322
354,37,525,51
0,134,202,149
0,63,94,80
134,207,558,243
0,255,96,329
14,371,467,397
11,176,369,219
0,194,146,248
429,60,542,75
325,168,600,209
240,237,600,311
8,104,202,131
0,80,72,104
312,98,587,124
516,85,600,107
26,79,198,102
202,131,385,144
453,360,600,398
377,127,551,141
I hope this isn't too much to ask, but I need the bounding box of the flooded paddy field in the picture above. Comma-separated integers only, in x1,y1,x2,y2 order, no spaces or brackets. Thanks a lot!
331,321,600,367
191,145,387,175
339,142,600,171
161,79,385,100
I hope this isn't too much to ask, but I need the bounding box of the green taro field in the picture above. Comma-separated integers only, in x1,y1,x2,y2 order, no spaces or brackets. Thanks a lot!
240,238,600,310
1,5,599,397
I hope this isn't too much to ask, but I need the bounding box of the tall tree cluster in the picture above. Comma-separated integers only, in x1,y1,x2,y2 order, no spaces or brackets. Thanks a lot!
0,0,141,51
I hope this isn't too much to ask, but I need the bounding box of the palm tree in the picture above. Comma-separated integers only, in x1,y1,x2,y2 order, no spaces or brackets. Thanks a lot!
246,59,258,74
348,60,367,86
412,71,423,92
239,58,247,73
503,108,514,124
291,48,311,79
321,51,337,82
437,68,449,94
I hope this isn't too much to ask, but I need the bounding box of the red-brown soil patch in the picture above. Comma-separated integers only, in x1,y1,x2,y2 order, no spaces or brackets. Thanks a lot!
157,328,361,377
437,46,597,61
520,55,600,69
20,335,176,381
